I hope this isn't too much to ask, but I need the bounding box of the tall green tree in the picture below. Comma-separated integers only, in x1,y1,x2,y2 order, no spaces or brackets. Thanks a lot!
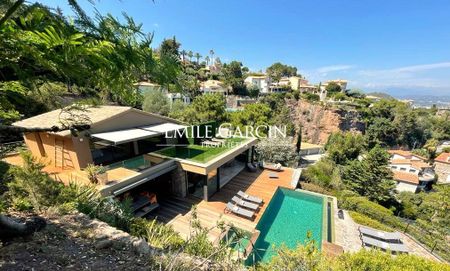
341,146,396,203
266,62,297,82
220,60,246,95
142,90,170,116
325,132,366,165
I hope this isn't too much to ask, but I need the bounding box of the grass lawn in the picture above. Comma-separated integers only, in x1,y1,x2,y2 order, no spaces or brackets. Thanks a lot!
155,137,248,163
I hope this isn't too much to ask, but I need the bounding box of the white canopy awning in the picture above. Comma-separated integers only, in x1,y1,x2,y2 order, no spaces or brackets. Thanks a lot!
91,123,187,145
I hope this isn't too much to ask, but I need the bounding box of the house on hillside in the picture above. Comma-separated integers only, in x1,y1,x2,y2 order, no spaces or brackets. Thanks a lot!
244,75,271,94
199,80,229,95
436,140,450,153
135,81,190,105
434,152,450,184
166,93,191,105
323,79,348,92
12,106,258,213
388,150,435,193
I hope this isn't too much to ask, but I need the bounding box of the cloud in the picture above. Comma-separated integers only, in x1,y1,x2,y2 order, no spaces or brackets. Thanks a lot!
353,62,450,93
393,62,450,73
316,64,355,74
359,62,450,77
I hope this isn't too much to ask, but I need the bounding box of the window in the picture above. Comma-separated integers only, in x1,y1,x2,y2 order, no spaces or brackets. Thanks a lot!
409,169,416,173
400,167,406,171
391,166,397,169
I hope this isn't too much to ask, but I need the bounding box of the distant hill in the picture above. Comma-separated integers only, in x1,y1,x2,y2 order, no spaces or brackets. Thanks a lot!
365,92,395,100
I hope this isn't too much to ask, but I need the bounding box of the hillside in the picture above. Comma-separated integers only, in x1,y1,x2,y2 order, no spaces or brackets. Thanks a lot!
288,100,365,144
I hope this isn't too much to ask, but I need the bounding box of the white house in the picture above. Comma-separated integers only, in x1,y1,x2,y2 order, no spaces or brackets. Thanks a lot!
166,93,190,105
388,150,435,193
324,79,348,91
244,75,271,94
135,81,190,105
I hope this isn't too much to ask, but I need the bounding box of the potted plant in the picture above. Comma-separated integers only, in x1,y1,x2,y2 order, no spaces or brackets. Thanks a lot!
85,164,107,184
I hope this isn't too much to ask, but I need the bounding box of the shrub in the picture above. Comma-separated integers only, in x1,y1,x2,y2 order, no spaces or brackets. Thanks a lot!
348,211,393,232
256,137,299,166
6,152,64,211
338,196,402,228
84,164,106,184
299,182,335,196
260,241,450,271
59,182,134,231
259,232,328,271
130,218,184,250
335,249,450,271
302,158,341,190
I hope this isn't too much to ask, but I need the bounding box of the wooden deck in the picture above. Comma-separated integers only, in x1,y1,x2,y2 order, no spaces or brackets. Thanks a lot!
152,168,294,243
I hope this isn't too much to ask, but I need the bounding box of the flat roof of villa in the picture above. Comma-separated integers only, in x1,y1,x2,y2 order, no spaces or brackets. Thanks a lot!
150,137,258,174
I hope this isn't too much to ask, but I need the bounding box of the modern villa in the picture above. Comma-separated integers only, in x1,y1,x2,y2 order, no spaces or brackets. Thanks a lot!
12,106,258,202
8,105,340,263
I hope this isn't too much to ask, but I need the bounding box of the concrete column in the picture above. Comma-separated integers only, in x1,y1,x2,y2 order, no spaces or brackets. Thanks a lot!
203,175,209,202
133,141,139,155
216,167,221,192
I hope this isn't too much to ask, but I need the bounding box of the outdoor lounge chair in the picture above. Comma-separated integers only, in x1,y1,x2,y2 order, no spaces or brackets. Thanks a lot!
262,162,283,172
361,236,408,254
359,226,402,242
225,202,255,219
231,196,259,211
237,190,263,205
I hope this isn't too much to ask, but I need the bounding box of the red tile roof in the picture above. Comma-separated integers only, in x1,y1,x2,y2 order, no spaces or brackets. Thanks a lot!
393,171,419,185
390,159,430,170
388,150,427,161
435,153,450,165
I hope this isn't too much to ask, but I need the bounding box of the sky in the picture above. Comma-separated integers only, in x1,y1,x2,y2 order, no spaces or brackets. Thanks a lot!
37,0,450,97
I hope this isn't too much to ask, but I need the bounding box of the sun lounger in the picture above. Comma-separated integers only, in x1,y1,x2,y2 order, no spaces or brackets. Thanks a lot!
361,236,408,254
226,202,255,219
359,226,401,242
231,196,259,210
237,190,263,205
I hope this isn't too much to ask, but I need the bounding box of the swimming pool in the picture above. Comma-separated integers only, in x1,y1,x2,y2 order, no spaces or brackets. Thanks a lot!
246,188,326,264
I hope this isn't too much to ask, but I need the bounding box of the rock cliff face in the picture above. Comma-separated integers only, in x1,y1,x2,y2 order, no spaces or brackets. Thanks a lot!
287,100,365,145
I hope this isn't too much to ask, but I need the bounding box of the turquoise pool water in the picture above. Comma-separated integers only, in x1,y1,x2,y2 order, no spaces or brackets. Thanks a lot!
106,156,150,171
246,188,324,264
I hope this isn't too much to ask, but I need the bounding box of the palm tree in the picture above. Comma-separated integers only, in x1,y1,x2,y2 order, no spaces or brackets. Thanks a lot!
180,50,187,63
205,56,210,66
187,50,193,62
194,52,201,64
209,49,215,65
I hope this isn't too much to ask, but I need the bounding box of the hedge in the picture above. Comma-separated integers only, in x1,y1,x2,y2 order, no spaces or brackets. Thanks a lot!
348,211,393,232
338,196,403,228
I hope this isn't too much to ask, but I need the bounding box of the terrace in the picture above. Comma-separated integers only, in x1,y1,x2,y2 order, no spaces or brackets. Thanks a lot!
149,168,295,242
